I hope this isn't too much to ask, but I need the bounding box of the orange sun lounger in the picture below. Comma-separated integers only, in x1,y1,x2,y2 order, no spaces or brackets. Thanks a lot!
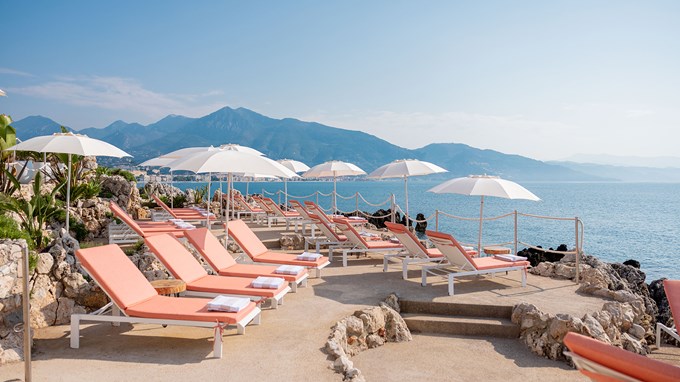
184,228,309,292
110,201,190,238
71,244,261,358
331,218,404,267
564,332,680,382
152,194,217,222
232,193,266,222
227,219,330,278
303,200,367,226
657,279,680,348
383,222,451,279
423,230,529,296
145,234,291,309
303,213,349,252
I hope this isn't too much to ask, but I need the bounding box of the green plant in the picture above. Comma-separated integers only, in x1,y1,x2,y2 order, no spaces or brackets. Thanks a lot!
0,114,24,196
192,185,208,205
123,239,145,256
96,166,136,182
0,172,65,250
0,215,33,248
28,253,38,273
53,210,91,242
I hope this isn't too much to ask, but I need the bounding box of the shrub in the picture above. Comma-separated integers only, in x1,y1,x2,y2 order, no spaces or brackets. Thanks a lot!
0,215,33,248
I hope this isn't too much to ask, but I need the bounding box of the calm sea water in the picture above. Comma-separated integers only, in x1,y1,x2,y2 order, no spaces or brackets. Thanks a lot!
169,180,680,281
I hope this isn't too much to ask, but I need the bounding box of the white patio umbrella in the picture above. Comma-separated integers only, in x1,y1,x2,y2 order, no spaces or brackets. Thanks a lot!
302,160,365,213
428,175,540,254
0,89,6,97
277,159,309,207
9,132,131,232
368,159,447,226
237,172,280,197
167,149,296,241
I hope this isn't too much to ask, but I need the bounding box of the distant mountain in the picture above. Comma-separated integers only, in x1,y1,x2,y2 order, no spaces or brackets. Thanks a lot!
11,107,607,181
11,115,72,140
562,153,680,169
551,161,680,182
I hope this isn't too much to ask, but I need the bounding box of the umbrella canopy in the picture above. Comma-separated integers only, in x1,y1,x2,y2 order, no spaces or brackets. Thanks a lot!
428,175,540,253
368,159,447,224
219,143,264,156
303,160,366,213
167,149,297,238
0,89,6,97
278,159,310,206
9,132,131,232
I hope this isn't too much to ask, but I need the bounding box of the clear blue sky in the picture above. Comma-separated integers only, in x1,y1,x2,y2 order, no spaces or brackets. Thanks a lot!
1,1,678,160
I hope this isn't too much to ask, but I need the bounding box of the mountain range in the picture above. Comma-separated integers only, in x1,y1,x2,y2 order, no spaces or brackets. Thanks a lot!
7,107,631,181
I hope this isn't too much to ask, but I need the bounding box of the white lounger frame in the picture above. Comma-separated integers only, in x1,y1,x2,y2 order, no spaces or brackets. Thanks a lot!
383,254,446,280
421,264,527,296
250,258,330,278
330,245,405,267
71,296,261,359
108,221,142,244
656,321,680,348
564,351,640,382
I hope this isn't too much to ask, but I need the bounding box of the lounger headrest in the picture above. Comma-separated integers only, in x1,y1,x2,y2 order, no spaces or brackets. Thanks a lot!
185,228,236,271
145,234,208,284
564,332,680,382
109,201,144,236
76,244,157,310
227,219,268,257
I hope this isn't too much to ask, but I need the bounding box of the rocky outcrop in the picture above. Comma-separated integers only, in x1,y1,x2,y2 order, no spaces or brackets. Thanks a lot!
517,244,568,267
101,175,144,219
69,198,112,239
280,233,305,251
512,300,651,362
0,239,29,364
143,181,184,201
324,294,412,382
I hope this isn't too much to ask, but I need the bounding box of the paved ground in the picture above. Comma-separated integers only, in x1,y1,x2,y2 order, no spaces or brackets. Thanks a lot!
2,222,678,381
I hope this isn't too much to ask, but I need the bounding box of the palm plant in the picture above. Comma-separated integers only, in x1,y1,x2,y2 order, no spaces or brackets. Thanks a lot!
193,185,208,205
0,172,65,250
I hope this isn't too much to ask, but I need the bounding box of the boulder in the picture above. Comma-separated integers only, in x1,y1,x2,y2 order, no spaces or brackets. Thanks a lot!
279,233,305,251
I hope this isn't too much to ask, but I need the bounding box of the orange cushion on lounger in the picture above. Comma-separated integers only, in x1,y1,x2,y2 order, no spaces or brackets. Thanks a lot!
472,257,530,270
76,244,159,310
564,332,680,382
185,228,237,270
144,234,209,283
227,220,269,257
254,252,329,268
187,275,286,298
125,295,256,324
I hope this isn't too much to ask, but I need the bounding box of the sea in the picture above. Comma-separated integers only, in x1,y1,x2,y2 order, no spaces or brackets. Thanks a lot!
168,179,680,281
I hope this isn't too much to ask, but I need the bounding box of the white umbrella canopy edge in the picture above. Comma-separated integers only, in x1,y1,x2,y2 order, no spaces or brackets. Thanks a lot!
277,159,310,207
427,174,540,254
367,159,448,225
302,160,366,213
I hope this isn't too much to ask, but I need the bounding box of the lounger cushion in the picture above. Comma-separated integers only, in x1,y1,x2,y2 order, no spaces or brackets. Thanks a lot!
218,263,306,282
228,220,269,257
665,280,680,328
563,332,680,382
185,228,237,270
187,275,287,298
472,257,529,270
254,251,329,268
365,240,404,249
145,234,209,284
76,244,160,310
125,295,256,324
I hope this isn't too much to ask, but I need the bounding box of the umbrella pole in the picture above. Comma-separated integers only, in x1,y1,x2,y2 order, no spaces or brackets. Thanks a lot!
246,178,249,197
333,173,337,214
404,175,409,228
284,179,288,209
224,173,232,248
66,153,71,234
478,195,484,255
170,170,173,208
206,173,211,227
22,244,31,382
219,176,224,219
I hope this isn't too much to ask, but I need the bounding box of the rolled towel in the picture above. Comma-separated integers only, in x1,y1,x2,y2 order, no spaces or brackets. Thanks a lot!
360,232,378,237
174,221,196,229
348,216,365,220
494,254,528,262
250,276,285,289
207,295,251,312
296,252,322,261
275,265,304,275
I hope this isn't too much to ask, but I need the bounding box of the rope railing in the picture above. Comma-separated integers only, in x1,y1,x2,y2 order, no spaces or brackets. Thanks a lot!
436,210,514,222
357,192,392,207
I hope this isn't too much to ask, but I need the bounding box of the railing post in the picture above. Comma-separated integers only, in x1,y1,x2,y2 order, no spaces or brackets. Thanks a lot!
575,217,580,283
277,190,281,206
435,210,439,231
514,210,518,255
316,191,319,207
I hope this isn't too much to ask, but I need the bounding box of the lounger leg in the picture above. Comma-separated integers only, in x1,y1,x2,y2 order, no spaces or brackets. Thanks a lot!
315,268,321,278
302,278,308,287
657,323,662,348
383,256,388,272
448,274,455,296
237,322,246,335
214,329,223,358
70,315,81,349
521,268,527,287
343,250,348,267
271,297,279,309
290,281,298,293
112,305,121,327
403,259,409,280
421,269,428,287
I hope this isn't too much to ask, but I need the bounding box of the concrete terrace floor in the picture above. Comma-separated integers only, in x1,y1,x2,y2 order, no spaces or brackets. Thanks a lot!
2,222,680,381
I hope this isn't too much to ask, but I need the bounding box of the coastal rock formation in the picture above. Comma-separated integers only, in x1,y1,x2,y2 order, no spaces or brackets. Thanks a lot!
518,244,568,267
512,300,650,362
70,198,112,239
101,175,144,219
324,294,412,382
280,233,305,251
143,181,184,202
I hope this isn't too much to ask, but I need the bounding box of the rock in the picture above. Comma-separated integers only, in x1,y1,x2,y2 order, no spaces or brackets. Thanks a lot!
623,259,641,269
554,263,575,279
381,305,412,342
333,355,354,373
628,324,646,340
36,253,54,274
414,213,427,232
345,316,364,338
621,332,648,355
366,334,384,348
381,293,400,313
279,233,304,251
355,307,385,334
55,297,86,325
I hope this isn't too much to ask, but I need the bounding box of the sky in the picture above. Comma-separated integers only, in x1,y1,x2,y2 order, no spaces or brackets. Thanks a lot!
1,1,679,161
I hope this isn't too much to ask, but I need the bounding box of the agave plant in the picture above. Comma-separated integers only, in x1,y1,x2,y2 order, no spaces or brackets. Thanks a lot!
192,184,208,205
0,172,65,250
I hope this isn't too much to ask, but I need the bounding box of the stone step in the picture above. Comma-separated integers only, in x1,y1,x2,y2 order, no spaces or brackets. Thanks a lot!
402,313,520,338
400,300,514,319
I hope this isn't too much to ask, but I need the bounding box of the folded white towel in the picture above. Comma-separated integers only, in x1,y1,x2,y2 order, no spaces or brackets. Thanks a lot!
168,218,184,222
494,254,527,262
173,221,196,229
250,276,285,289
349,216,364,220
296,252,322,261
275,265,304,275
463,246,475,252
360,232,378,237
207,295,251,312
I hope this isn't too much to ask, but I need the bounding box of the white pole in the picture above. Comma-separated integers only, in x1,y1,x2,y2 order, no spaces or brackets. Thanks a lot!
333,173,337,214
284,179,288,209
66,153,71,233
478,195,484,255
224,173,233,248
229,174,233,219
206,173,211,227
245,178,249,197
170,170,174,208
219,176,223,219
404,175,409,228
22,244,31,382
